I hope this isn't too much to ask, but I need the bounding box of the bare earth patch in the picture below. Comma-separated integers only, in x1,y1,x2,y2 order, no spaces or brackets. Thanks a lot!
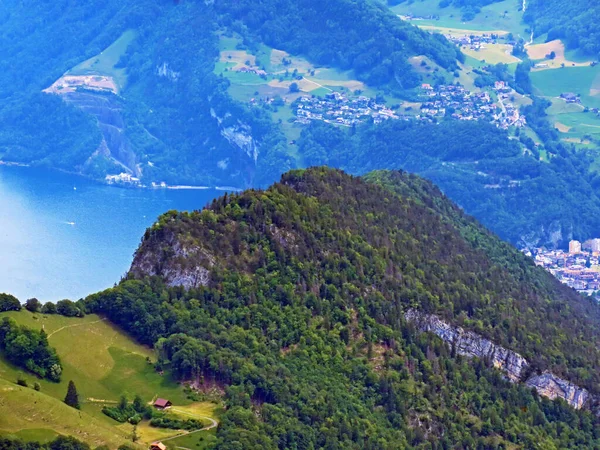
528,40,593,71
43,75,118,94
268,78,328,93
562,138,592,144
554,122,572,133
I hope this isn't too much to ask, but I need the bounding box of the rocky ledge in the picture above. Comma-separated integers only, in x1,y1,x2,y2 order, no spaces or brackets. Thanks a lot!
405,309,590,410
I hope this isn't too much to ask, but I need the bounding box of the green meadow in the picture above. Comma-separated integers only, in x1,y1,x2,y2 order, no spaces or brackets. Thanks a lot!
0,311,220,448
531,65,600,108
69,30,137,90
391,0,528,38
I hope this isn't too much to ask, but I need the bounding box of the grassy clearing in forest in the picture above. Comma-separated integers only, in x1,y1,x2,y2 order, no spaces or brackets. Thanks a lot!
0,311,220,446
69,30,137,90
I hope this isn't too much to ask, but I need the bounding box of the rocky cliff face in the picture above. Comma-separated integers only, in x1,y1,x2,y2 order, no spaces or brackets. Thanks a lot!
62,91,140,176
129,227,214,289
210,108,259,162
526,373,590,410
406,310,591,410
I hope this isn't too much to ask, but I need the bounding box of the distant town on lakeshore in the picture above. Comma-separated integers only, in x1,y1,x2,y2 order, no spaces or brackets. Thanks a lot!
528,239,600,295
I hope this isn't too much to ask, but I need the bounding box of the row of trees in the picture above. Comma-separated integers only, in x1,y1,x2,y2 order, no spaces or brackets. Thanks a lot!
0,295,85,317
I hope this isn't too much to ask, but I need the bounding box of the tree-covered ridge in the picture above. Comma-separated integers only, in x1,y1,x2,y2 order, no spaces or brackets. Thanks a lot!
0,0,463,187
83,168,600,447
392,0,505,21
525,0,600,57
297,119,600,248
216,0,462,90
0,0,290,187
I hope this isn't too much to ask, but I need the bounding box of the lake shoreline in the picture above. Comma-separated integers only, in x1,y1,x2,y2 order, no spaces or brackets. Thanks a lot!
0,160,243,192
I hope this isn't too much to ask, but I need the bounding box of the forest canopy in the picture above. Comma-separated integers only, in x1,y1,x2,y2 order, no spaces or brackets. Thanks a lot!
82,167,600,448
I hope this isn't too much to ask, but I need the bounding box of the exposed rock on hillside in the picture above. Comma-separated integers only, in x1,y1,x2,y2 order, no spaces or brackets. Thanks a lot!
129,226,214,289
44,88,140,177
405,309,591,410
526,373,590,410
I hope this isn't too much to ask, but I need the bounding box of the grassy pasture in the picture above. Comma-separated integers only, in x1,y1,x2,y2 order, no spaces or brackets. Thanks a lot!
528,40,593,70
69,30,136,91
219,50,256,70
0,378,131,448
0,311,220,446
531,66,600,108
164,429,217,450
550,112,600,144
547,98,585,115
462,44,521,64
392,0,528,37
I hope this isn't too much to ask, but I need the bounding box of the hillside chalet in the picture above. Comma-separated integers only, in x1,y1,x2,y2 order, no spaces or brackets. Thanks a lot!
153,398,172,409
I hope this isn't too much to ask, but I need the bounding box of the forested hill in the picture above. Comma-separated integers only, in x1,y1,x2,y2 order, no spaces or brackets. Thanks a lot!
215,0,462,88
524,0,600,57
0,0,460,187
297,120,600,248
85,167,600,448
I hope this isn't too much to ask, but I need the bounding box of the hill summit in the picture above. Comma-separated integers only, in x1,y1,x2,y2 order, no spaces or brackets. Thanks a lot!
85,167,600,448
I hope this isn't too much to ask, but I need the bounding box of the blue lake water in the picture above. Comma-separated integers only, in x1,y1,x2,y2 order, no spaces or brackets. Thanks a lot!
0,166,222,302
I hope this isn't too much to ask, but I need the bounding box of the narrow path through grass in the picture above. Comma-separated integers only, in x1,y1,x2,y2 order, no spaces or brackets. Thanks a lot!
47,318,107,338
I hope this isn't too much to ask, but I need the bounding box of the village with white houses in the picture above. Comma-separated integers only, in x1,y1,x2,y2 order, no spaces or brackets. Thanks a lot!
291,80,526,129
529,239,600,295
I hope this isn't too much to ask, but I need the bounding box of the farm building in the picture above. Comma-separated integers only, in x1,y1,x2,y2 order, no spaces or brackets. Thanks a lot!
560,93,580,103
150,442,166,450
153,398,172,409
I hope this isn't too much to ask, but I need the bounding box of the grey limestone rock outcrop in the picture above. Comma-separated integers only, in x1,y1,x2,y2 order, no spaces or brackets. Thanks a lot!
526,372,590,410
129,229,214,290
210,108,259,162
405,309,590,410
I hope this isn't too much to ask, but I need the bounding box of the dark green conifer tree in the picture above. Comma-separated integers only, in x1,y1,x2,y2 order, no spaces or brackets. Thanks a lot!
64,380,80,409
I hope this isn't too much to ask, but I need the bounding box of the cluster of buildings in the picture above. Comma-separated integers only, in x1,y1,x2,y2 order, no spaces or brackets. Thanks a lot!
293,92,399,126
531,239,600,294
560,92,581,104
418,83,526,128
234,66,268,77
105,172,141,187
443,33,501,51
494,81,527,129
419,84,495,122
289,83,527,130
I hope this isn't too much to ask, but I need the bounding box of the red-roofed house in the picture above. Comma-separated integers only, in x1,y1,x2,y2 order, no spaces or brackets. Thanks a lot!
150,442,166,450
153,398,172,409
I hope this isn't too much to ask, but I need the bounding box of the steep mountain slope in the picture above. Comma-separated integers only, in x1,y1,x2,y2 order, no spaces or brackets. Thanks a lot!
298,120,600,248
215,0,462,89
524,0,600,57
0,0,460,187
85,167,600,448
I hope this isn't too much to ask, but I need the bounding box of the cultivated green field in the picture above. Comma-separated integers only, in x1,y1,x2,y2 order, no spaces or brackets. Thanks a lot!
391,0,528,38
214,34,400,156
165,429,217,450
531,65,600,108
0,311,220,448
68,30,137,90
